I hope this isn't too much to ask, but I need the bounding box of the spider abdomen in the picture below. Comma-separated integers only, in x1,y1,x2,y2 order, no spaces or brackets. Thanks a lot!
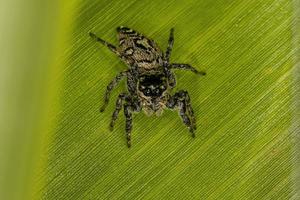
117,26,164,70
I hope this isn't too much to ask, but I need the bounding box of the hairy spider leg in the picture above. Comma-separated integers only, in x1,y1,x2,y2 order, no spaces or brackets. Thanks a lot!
179,102,195,137
165,28,174,63
182,91,196,131
170,63,206,76
100,71,128,112
124,104,133,148
167,90,196,137
89,32,121,56
164,28,176,88
126,70,139,96
165,70,177,89
110,93,129,131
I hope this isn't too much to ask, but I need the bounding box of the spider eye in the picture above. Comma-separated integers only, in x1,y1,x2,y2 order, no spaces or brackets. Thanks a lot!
145,88,151,95
140,76,145,81
160,85,166,90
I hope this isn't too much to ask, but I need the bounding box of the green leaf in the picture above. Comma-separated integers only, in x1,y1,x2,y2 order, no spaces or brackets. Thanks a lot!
2,0,299,199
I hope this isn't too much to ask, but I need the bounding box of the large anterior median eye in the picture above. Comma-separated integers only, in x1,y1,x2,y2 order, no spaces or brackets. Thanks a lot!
144,88,151,96
155,88,160,95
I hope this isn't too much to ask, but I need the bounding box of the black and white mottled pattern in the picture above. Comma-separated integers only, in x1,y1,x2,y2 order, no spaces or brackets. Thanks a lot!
117,26,164,71
90,26,206,147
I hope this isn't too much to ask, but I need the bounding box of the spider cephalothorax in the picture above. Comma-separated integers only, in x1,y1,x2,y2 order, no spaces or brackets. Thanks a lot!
137,73,169,115
90,26,206,147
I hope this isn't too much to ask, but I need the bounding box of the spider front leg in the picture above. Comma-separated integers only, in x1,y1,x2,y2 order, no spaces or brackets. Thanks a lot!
110,93,129,131
100,71,127,112
110,93,139,148
124,104,133,148
167,90,196,137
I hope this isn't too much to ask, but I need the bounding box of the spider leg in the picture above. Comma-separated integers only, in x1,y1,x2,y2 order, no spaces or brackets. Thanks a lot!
178,101,195,137
165,28,174,63
170,63,206,76
109,93,128,131
167,71,176,89
100,71,127,112
126,70,138,96
167,90,196,137
89,32,121,56
124,104,133,148
183,91,196,131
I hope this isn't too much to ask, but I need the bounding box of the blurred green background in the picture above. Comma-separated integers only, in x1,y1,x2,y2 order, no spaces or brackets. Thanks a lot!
1,0,299,199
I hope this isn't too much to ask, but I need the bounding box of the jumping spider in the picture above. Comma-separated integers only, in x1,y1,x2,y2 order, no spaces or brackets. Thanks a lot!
90,26,206,147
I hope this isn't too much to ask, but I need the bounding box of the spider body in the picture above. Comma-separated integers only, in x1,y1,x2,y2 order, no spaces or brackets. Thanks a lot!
138,73,169,116
90,26,206,147
117,26,164,70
